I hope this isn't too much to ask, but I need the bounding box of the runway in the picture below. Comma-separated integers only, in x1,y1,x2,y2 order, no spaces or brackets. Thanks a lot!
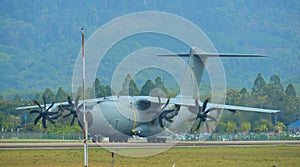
1,140,300,150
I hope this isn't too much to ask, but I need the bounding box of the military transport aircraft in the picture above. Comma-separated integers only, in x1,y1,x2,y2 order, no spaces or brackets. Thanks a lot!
16,48,280,143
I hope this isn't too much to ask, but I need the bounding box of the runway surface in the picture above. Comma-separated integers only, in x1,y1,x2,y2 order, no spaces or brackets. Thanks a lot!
1,140,300,150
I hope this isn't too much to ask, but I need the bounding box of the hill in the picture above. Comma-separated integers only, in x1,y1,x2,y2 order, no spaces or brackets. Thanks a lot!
0,0,299,94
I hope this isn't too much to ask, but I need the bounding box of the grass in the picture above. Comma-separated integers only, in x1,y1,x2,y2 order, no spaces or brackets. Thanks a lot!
0,146,299,167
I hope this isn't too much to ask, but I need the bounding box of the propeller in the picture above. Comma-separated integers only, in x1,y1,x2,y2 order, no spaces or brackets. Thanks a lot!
151,97,176,129
158,104,180,129
190,98,217,133
63,96,83,126
29,97,62,130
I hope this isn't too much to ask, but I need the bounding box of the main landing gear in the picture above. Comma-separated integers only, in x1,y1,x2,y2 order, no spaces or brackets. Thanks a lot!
146,137,166,143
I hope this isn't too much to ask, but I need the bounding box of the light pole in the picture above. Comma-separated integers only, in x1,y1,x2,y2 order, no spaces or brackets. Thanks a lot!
81,28,88,167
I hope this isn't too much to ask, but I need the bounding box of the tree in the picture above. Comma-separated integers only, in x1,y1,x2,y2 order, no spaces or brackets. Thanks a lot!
225,121,237,133
286,84,297,97
5,115,21,130
42,88,55,102
276,121,286,132
154,76,168,95
239,88,251,106
259,124,268,132
252,73,266,95
129,79,140,96
105,85,114,96
55,87,67,102
93,78,106,98
239,122,251,133
215,122,227,133
119,74,133,96
254,118,273,132
226,89,241,105
264,76,285,110
35,93,41,101
140,80,155,96
270,74,284,91
251,74,268,108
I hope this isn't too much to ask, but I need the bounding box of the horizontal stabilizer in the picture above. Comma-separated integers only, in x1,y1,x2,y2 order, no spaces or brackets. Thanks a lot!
158,53,266,57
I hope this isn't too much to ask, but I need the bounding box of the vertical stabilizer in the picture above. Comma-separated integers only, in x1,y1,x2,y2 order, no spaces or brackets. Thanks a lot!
180,48,206,99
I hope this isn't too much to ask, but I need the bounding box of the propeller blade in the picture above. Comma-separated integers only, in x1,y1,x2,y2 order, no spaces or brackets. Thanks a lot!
46,101,55,111
58,104,65,112
207,115,217,122
34,114,42,125
63,113,72,118
48,111,59,116
43,96,46,109
42,117,47,129
29,110,40,114
195,98,199,112
204,108,210,114
159,115,164,128
202,98,210,112
75,96,80,108
50,113,62,120
161,98,170,111
70,117,75,126
33,100,42,109
195,119,202,131
205,121,210,132
67,96,74,107
46,116,55,124
77,103,84,111
189,117,197,122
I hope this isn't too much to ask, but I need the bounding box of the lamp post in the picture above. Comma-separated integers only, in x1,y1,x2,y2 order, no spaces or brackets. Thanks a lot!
81,28,88,167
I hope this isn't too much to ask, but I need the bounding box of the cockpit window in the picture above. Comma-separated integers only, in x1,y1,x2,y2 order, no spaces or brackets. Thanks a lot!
135,99,151,111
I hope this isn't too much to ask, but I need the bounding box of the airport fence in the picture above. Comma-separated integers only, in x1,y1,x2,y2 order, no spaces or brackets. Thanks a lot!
1,131,299,141
0,131,83,140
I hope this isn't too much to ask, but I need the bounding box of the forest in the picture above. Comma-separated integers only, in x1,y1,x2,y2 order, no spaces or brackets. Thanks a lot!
0,0,300,93
0,73,299,135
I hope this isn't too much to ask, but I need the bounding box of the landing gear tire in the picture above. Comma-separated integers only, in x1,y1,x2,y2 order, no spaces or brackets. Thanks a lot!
92,135,102,143
147,137,166,143
109,136,128,143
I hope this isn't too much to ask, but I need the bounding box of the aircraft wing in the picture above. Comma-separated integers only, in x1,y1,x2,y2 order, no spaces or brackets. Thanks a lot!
15,97,109,111
206,103,280,113
147,96,280,114
15,101,70,111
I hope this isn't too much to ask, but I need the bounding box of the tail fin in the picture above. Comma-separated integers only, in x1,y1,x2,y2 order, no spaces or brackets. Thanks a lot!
158,48,266,99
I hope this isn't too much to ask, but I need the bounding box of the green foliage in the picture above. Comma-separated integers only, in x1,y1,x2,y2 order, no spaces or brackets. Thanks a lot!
1,73,300,134
0,1,300,93
129,79,140,96
42,88,55,102
140,80,155,96
93,78,106,98
252,73,266,95
286,84,297,97
55,87,67,102
223,73,300,133
119,74,133,96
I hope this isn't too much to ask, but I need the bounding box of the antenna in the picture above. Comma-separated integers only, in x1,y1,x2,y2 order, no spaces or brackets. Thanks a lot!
81,28,88,167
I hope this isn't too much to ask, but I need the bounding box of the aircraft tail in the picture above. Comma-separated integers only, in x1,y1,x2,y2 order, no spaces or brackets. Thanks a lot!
158,48,266,99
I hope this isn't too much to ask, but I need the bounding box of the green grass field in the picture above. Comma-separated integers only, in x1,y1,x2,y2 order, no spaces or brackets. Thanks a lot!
0,146,299,167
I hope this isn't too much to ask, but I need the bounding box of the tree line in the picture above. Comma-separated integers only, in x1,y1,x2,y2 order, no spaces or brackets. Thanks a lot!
0,73,299,134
